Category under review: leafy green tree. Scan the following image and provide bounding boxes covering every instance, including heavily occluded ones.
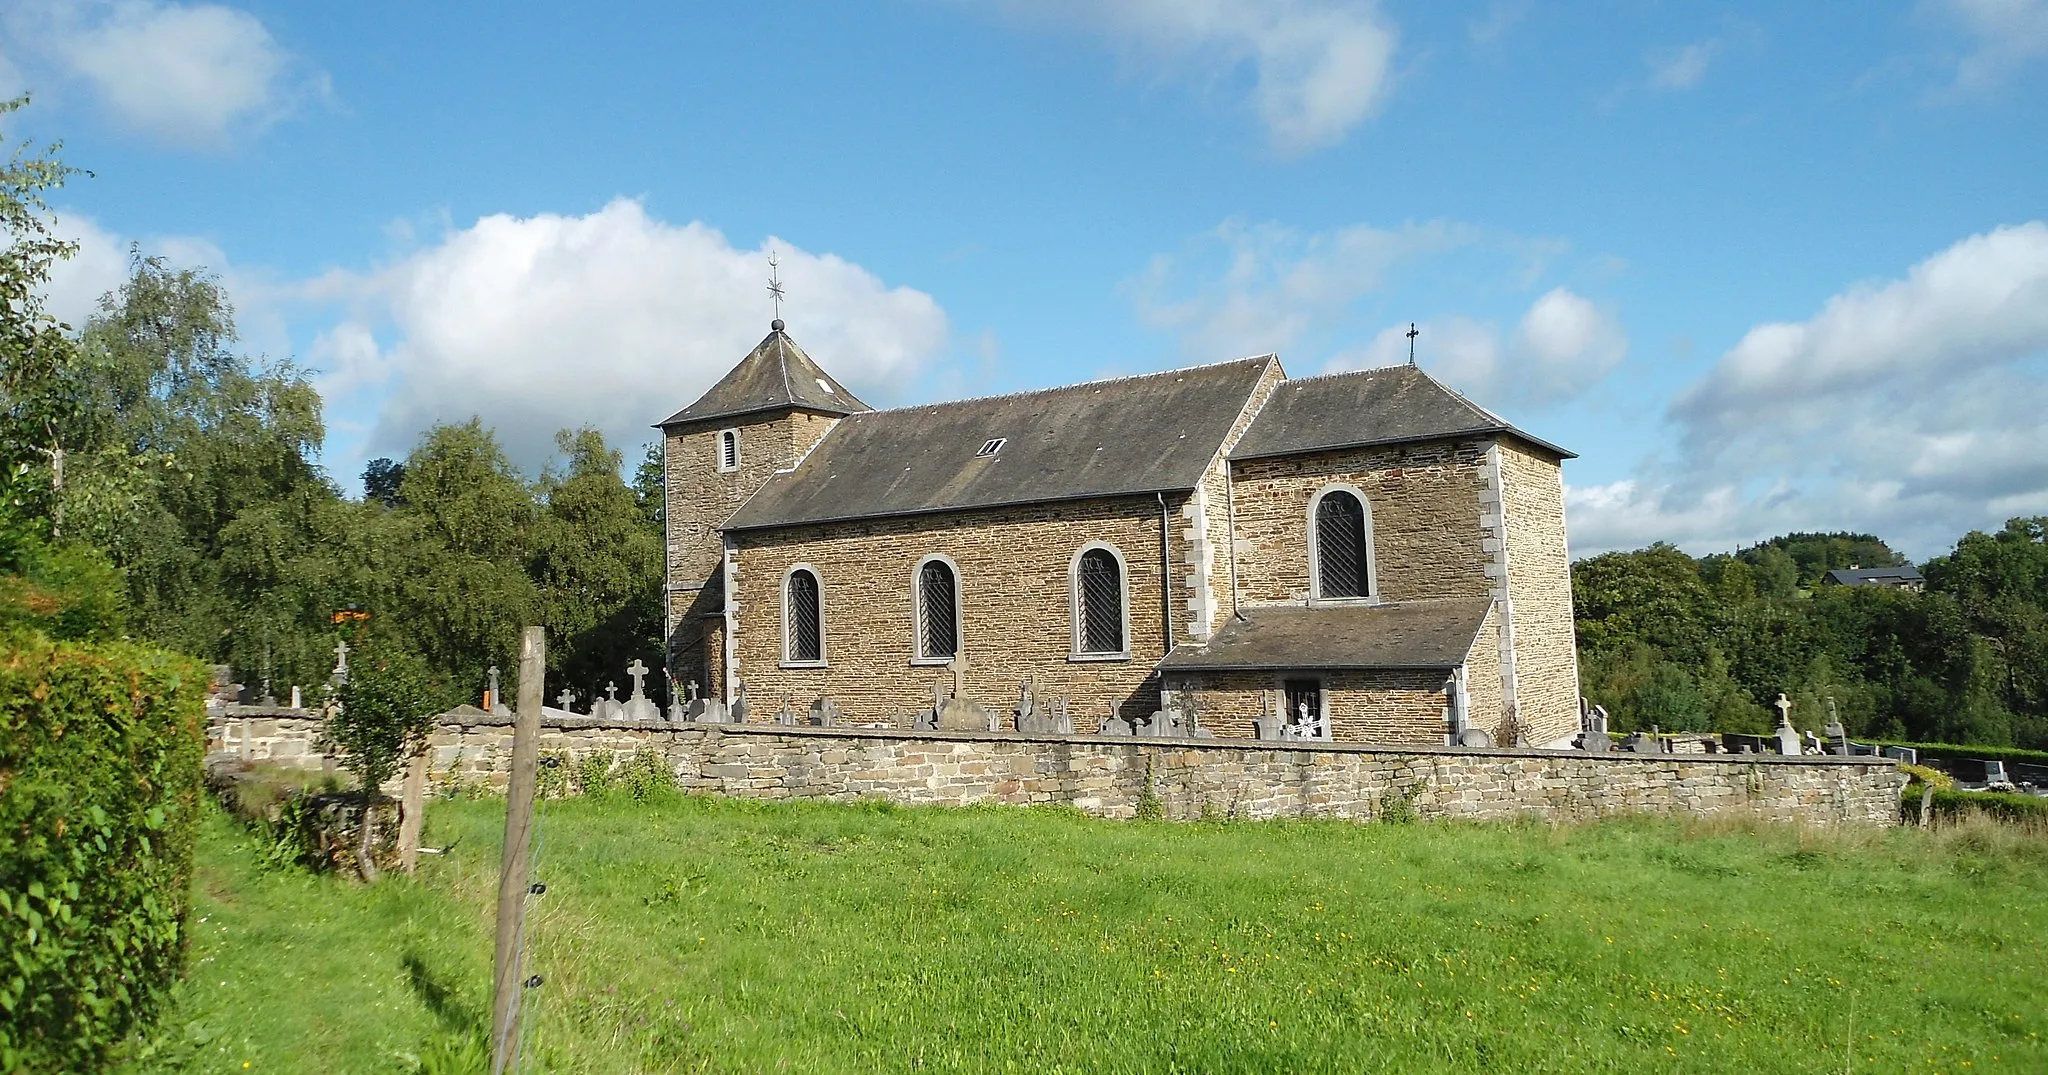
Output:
[329,644,451,880]
[0,95,89,554]
[533,428,663,703]
[394,419,539,687]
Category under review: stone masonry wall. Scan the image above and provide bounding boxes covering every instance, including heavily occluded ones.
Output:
[212,713,1907,827]
[1167,668,1451,743]
[1229,439,1494,606]
[729,494,1185,729]
[1198,356,1286,630]
[665,409,840,690]
[1497,440,1579,746]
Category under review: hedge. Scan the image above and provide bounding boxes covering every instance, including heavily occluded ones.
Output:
[1871,740,2048,767]
[1902,788,2048,825]
[0,631,206,1073]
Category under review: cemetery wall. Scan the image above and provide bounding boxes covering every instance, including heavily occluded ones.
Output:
[210,710,1908,826]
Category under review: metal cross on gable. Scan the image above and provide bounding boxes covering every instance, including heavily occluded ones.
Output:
[1406,322,1420,365]
[766,250,785,321]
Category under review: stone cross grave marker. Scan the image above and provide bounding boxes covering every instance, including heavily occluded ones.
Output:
[623,660,660,721]
[556,688,577,714]
[1773,694,1802,755]
[331,638,350,678]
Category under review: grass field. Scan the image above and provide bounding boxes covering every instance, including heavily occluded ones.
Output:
[122,794,2048,1074]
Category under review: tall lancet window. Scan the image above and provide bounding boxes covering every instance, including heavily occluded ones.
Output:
[1312,487,1374,600]
[1072,545,1127,657]
[915,556,960,661]
[784,566,823,665]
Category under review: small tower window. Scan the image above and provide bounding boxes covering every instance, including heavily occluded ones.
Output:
[717,429,739,473]
[915,556,960,661]
[977,438,1005,456]
[784,566,823,665]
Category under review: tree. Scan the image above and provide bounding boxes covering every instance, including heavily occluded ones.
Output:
[329,645,450,880]
[0,95,87,553]
[394,420,539,686]
[362,458,406,508]
[533,428,664,703]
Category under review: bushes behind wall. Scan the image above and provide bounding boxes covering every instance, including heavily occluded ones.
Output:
[0,630,207,1072]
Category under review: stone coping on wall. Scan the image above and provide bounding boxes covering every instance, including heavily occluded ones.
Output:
[423,710,1901,769]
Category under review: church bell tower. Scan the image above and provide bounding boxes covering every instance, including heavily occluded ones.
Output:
[653,319,869,696]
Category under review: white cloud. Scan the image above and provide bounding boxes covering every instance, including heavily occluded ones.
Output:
[2,0,317,146]
[957,0,1398,152]
[39,212,130,329]
[1646,38,1719,91]
[311,198,950,471]
[1131,218,1475,360]
[1930,0,2048,91]
[1323,287,1626,407]
[1574,222,2048,559]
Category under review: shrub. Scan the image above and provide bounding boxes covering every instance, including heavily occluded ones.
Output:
[1872,740,2048,767]
[616,750,676,801]
[0,630,206,1072]
[1927,789,2048,824]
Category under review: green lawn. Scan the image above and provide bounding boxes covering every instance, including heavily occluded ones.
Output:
[125,795,2048,1073]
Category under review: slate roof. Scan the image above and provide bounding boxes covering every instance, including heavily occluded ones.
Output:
[721,357,1276,532]
[1155,597,1494,672]
[655,325,871,428]
[1822,566,1925,586]
[1229,364,1573,462]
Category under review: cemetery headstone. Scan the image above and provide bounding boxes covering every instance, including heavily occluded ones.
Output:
[622,660,661,721]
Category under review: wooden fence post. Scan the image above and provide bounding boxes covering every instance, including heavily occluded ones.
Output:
[489,627,544,1074]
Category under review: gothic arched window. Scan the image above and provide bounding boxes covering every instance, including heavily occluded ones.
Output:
[1072,544,1127,656]
[1311,487,1374,600]
[915,556,960,660]
[784,566,823,665]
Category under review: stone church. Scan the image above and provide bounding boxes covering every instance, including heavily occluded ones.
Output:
[658,320,1580,747]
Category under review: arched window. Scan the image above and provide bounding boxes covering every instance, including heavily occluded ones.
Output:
[1071,544,1128,657]
[784,566,823,665]
[717,428,739,473]
[914,556,960,661]
[1311,487,1374,600]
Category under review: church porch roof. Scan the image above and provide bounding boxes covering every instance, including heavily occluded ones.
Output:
[1155,597,1495,673]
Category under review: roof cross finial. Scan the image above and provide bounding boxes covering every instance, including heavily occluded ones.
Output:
[1406,322,1419,366]
[766,250,786,327]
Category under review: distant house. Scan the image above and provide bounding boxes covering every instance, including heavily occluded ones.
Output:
[1821,566,1925,592]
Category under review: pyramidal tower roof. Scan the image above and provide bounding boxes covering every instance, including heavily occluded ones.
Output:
[656,321,872,428]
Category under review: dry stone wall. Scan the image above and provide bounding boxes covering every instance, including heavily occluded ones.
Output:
[211,712,1906,826]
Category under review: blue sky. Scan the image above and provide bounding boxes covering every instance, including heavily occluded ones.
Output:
[3,1,2044,559]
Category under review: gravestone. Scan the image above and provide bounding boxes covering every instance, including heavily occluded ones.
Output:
[556,688,579,716]
[1458,727,1495,748]
[808,697,840,727]
[1099,703,1134,736]
[731,682,751,724]
[1883,745,1918,765]
[1620,732,1660,753]
[1254,691,1286,741]
[329,640,350,687]
[775,697,797,726]
[596,682,623,721]
[488,666,510,718]
[622,660,661,721]
[934,659,994,731]
[1773,694,1801,755]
